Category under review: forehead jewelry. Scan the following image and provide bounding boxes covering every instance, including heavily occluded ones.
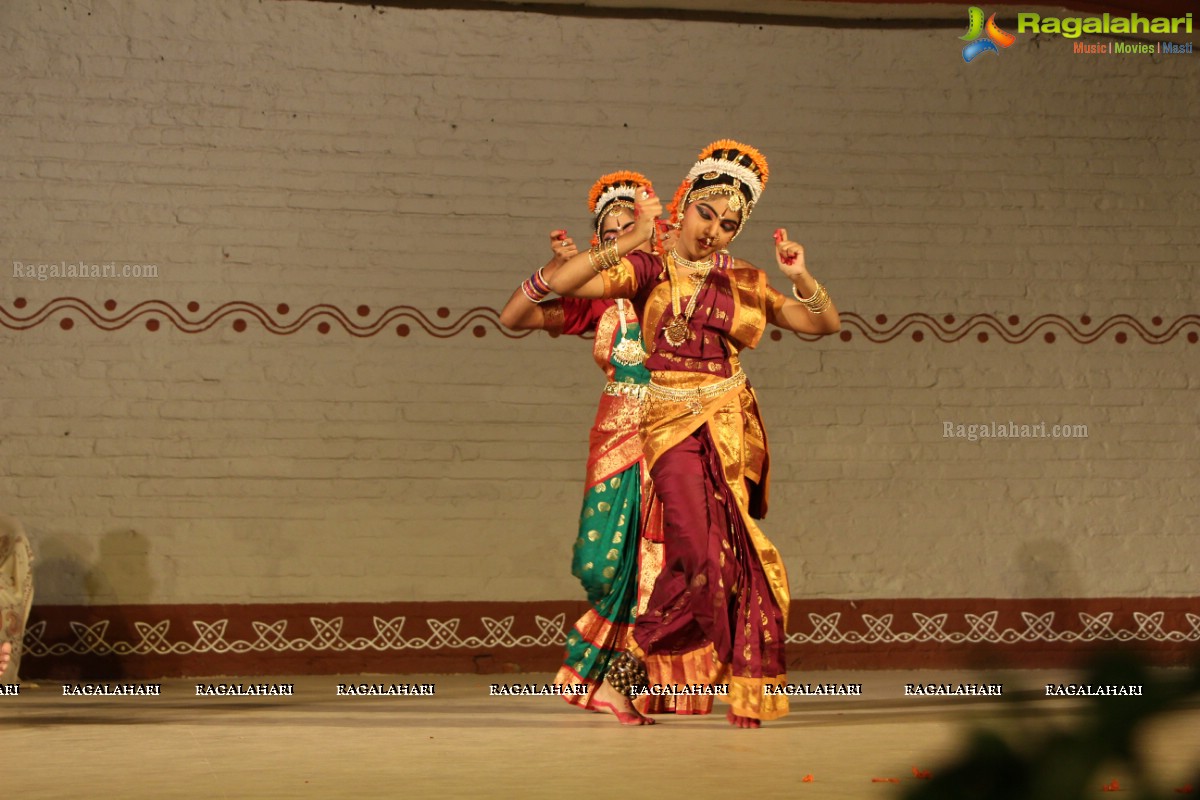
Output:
[595,198,635,238]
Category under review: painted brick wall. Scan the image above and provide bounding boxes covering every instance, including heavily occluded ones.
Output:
[1,0,1196,610]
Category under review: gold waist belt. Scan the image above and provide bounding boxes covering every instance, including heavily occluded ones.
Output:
[603,382,648,399]
[646,370,746,415]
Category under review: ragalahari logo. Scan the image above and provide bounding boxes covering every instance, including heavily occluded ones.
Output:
[961,7,1017,62]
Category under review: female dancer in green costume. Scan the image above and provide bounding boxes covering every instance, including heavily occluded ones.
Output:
[500,172,707,725]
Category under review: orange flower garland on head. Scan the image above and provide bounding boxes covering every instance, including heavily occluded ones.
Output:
[588,170,651,248]
[669,139,770,239]
[700,139,769,187]
[666,177,693,231]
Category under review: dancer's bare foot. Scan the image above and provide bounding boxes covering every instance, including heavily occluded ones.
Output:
[0,642,11,674]
[727,709,762,729]
[592,679,654,726]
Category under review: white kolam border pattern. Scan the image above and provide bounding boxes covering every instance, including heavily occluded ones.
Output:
[24,608,1200,658]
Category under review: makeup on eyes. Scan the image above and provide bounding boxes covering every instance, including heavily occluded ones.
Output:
[602,220,637,242]
[697,202,739,231]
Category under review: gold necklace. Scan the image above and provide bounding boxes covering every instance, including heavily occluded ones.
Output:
[669,248,714,271]
[610,299,647,366]
[663,252,713,348]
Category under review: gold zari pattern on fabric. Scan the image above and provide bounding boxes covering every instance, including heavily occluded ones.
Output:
[726,268,774,352]
[729,675,790,721]
[598,257,639,302]
[638,369,789,628]
[591,304,625,375]
[646,370,745,416]
[557,610,629,660]
[586,424,642,489]
[636,529,664,618]
[631,639,723,685]
[541,299,566,335]
[584,305,645,487]
[629,263,781,360]
[599,253,793,705]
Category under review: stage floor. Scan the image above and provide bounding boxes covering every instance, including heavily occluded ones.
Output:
[5,670,1198,799]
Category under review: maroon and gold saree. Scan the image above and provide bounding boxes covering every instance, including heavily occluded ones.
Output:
[599,250,793,721]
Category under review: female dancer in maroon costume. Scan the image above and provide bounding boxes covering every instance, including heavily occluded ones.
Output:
[539,140,841,727]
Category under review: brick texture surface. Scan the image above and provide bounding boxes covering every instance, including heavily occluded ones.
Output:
[1,1,1196,604]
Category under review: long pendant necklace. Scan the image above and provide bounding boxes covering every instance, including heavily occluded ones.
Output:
[610,299,647,366]
[664,249,714,348]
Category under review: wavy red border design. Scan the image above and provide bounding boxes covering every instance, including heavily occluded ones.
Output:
[0,297,516,339]
[1,298,1197,344]
[797,313,1200,345]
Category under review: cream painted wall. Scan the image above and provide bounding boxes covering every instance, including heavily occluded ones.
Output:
[1,0,1196,604]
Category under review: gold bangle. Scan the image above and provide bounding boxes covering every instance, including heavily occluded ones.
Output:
[605,238,619,269]
[793,282,831,314]
[807,287,831,314]
[591,240,620,272]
